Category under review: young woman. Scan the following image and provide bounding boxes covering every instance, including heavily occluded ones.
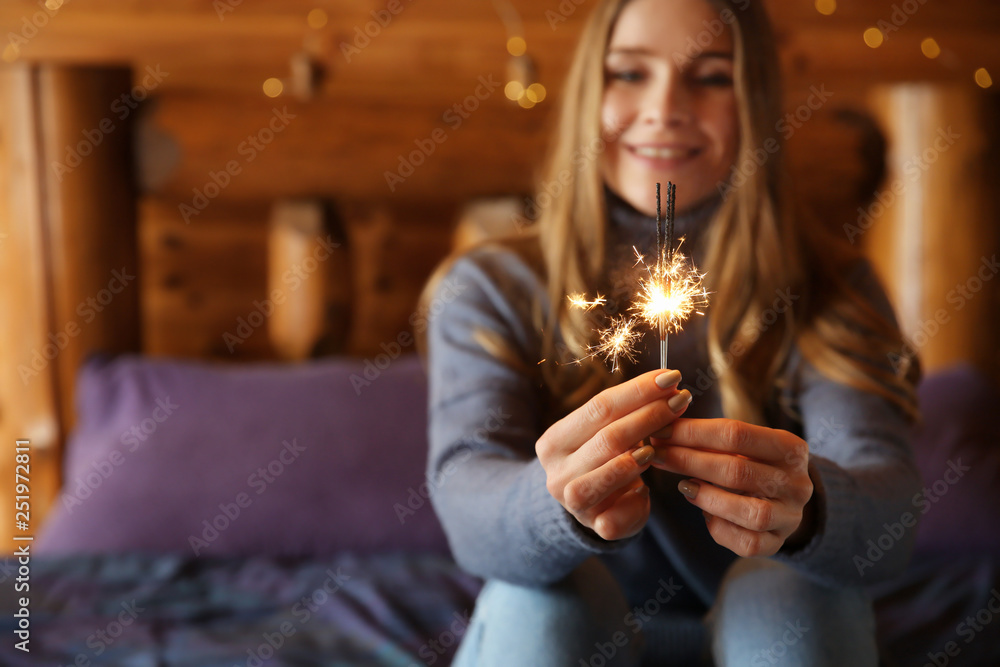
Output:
[423,0,921,664]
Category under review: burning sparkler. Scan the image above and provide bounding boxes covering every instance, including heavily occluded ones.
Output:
[569,182,709,372]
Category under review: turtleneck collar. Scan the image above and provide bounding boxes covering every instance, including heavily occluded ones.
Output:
[604,184,722,268]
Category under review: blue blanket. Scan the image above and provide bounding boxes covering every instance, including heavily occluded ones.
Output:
[0,552,481,666]
[2,551,997,665]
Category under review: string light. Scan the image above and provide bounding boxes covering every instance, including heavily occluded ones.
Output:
[307,8,328,29]
[506,36,526,57]
[263,78,284,98]
[975,68,993,89]
[920,38,941,59]
[493,0,543,109]
[863,28,884,49]
[526,83,547,103]
[505,81,524,101]
[814,0,836,16]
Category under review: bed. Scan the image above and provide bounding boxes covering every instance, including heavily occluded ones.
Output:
[1,353,483,666]
[1,348,998,665]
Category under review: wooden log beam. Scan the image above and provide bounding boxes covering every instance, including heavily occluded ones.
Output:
[268,199,340,361]
[865,84,1000,376]
[1,1,997,98]
[0,65,63,549]
[0,65,141,547]
[136,91,550,202]
[37,66,141,433]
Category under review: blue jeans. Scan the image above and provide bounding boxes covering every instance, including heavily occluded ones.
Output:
[451,557,878,667]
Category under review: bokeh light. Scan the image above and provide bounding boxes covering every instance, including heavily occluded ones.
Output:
[975,68,993,89]
[504,81,524,101]
[263,78,284,98]
[815,0,836,16]
[920,38,941,59]
[526,83,546,103]
[863,28,884,49]
[506,37,526,57]
[307,9,328,29]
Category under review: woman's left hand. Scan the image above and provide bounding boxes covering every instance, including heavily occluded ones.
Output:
[651,418,815,557]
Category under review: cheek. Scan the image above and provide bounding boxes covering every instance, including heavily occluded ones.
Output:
[702,97,739,164]
[601,90,633,141]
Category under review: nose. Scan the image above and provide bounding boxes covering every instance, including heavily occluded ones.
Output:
[640,71,693,128]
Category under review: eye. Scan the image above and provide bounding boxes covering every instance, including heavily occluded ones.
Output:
[607,69,645,83]
[695,73,733,87]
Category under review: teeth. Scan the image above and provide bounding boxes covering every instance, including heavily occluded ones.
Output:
[634,146,689,159]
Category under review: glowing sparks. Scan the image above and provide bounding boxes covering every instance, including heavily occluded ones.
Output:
[632,246,709,336]
[567,182,710,373]
[579,316,643,373]
[568,293,607,311]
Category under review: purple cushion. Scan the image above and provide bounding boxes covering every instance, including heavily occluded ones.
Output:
[37,353,449,558]
[911,364,1000,557]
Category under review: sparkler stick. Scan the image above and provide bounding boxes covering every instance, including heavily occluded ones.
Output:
[656,184,665,369]
[658,183,676,369]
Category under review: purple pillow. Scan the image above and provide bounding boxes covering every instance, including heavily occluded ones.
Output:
[37,353,449,558]
[911,364,1000,557]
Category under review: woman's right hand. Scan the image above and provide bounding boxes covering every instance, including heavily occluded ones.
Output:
[536,369,691,541]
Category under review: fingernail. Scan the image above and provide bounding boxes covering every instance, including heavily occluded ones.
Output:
[678,479,700,500]
[668,390,692,413]
[635,484,650,496]
[655,370,682,389]
[631,444,655,466]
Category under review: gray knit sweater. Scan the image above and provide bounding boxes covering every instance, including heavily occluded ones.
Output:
[426,188,921,606]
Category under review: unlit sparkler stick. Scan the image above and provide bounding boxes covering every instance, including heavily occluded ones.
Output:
[656,184,664,369]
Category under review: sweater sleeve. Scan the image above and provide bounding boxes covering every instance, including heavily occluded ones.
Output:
[772,260,922,586]
[425,249,635,586]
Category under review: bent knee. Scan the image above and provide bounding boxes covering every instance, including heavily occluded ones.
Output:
[464,558,642,667]
[712,558,877,667]
[478,557,630,624]
[718,557,870,616]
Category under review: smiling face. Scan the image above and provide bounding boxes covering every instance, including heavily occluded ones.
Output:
[600,0,740,216]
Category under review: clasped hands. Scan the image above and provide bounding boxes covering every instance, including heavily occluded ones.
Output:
[536,368,815,557]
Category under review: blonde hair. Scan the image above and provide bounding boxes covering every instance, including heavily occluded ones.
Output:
[421,0,919,423]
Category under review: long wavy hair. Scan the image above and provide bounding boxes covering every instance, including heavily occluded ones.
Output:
[420,0,919,424]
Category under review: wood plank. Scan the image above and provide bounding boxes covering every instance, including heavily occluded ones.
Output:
[139,197,273,359]
[135,80,880,204]
[342,199,456,358]
[136,91,551,201]
[140,195,456,361]
[2,1,998,98]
